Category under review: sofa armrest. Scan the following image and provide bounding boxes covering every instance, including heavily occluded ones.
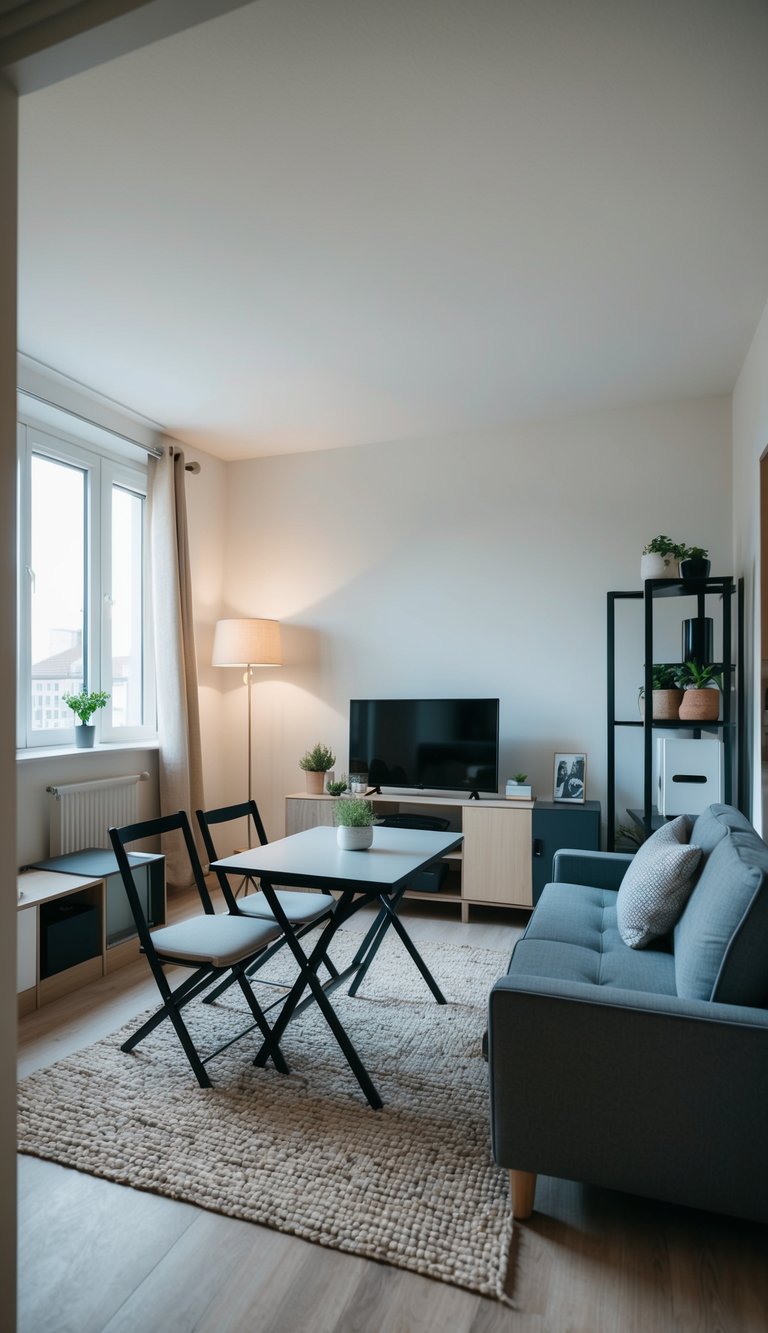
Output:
[552,848,632,892]
[488,974,768,1222]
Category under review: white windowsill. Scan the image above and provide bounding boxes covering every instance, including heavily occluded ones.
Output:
[17,739,160,762]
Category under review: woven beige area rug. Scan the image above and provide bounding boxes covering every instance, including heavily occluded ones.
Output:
[18,930,512,1301]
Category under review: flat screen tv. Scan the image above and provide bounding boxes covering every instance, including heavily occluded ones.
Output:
[349,698,500,797]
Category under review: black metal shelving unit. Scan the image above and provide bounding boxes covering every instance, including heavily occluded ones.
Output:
[606,576,745,850]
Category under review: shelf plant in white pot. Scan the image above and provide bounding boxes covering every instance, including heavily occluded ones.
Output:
[640,535,681,580]
[63,689,110,747]
[505,772,533,800]
[299,742,336,794]
[334,796,378,850]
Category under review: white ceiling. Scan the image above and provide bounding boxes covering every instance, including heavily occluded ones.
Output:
[17,0,768,461]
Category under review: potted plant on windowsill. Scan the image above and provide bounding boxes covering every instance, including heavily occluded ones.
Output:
[63,690,110,748]
[638,665,684,721]
[334,796,379,850]
[299,742,336,795]
[678,661,722,722]
[640,535,682,580]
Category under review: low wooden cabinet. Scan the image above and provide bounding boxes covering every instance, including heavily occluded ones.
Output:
[287,791,528,920]
[286,793,600,921]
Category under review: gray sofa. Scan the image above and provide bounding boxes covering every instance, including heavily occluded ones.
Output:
[488,803,768,1224]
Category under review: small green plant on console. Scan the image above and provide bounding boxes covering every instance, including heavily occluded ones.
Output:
[326,775,348,796]
[512,772,528,784]
[299,742,336,773]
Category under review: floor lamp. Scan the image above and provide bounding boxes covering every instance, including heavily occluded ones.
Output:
[212,618,283,803]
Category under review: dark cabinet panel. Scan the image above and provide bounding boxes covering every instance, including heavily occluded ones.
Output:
[531,801,601,905]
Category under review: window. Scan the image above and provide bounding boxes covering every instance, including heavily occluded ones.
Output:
[17,424,155,747]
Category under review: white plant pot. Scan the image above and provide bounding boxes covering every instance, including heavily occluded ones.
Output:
[336,825,373,851]
[640,552,679,580]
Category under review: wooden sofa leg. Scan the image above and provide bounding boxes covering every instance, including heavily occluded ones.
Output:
[510,1169,537,1219]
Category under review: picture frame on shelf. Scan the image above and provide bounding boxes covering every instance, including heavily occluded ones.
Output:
[554,752,587,803]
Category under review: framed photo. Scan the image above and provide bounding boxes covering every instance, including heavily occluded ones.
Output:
[554,752,586,803]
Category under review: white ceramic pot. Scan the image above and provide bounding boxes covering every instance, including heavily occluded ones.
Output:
[336,825,373,851]
[640,552,679,580]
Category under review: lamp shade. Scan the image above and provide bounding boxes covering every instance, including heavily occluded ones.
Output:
[212,618,282,667]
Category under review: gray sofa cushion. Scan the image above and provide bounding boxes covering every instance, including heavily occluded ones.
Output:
[511,883,677,996]
[675,825,768,1006]
[690,803,755,857]
[615,816,701,948]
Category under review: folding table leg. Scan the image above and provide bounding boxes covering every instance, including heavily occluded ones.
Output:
[346,887,407,998]
[372,894,447,1004]
[253,889,384,1109]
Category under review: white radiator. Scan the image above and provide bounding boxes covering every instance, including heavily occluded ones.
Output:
[46,773,150,855]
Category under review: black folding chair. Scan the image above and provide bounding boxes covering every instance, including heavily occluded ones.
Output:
[196,800,338,1005]
[346,812,451,998]
[109,810,290,1087]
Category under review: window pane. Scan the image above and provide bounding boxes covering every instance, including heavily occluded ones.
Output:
[30,454,86,730]
[111,484,144,727]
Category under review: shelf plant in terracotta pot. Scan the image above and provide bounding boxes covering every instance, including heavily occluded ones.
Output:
[638,665,684,721]
[678,545,711,580]
[299,742,336,794]
[63,689,110,748]
[333,796,378,850]
[678,661,722,722]
[640,535,681,580]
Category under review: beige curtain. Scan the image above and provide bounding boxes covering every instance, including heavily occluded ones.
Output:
[148,443,205,888]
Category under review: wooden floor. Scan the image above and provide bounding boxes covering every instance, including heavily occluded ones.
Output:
[17,898,768,1333]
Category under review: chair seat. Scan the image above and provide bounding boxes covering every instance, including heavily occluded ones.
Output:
[149,913,282,968]
[238,889,335,924]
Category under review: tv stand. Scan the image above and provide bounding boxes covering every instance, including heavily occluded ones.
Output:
[285,792,600,922]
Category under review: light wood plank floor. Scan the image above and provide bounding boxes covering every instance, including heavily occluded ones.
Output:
[17,898,768,1333]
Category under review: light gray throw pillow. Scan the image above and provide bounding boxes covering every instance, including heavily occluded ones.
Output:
[617,816,701,949]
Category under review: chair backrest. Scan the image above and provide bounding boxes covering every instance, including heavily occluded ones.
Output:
[196,800,269,909]
[109,811,214,958]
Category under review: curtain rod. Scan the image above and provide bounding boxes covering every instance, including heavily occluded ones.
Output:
[18,388,202,472]
[19,387,166,459]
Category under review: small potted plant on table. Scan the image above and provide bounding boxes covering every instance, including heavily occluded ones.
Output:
[64,689,110,747]
[334,796,378,850]
[299,742,336,794]
[506,772,533,800]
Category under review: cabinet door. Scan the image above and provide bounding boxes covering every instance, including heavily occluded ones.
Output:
[286,796,334,835]
[462,806,532,907]
[531,804,601,904]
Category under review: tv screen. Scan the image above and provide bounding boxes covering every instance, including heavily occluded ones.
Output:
[349,698,499,796]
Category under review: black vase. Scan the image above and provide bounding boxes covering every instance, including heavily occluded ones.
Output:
[679,557,711,580]
[682,616,713,666]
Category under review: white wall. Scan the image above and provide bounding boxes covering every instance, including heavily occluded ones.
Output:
[195,397,732,847]
[733,293,768,828]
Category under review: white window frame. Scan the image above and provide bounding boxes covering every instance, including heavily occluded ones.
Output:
[17,421,156,748]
